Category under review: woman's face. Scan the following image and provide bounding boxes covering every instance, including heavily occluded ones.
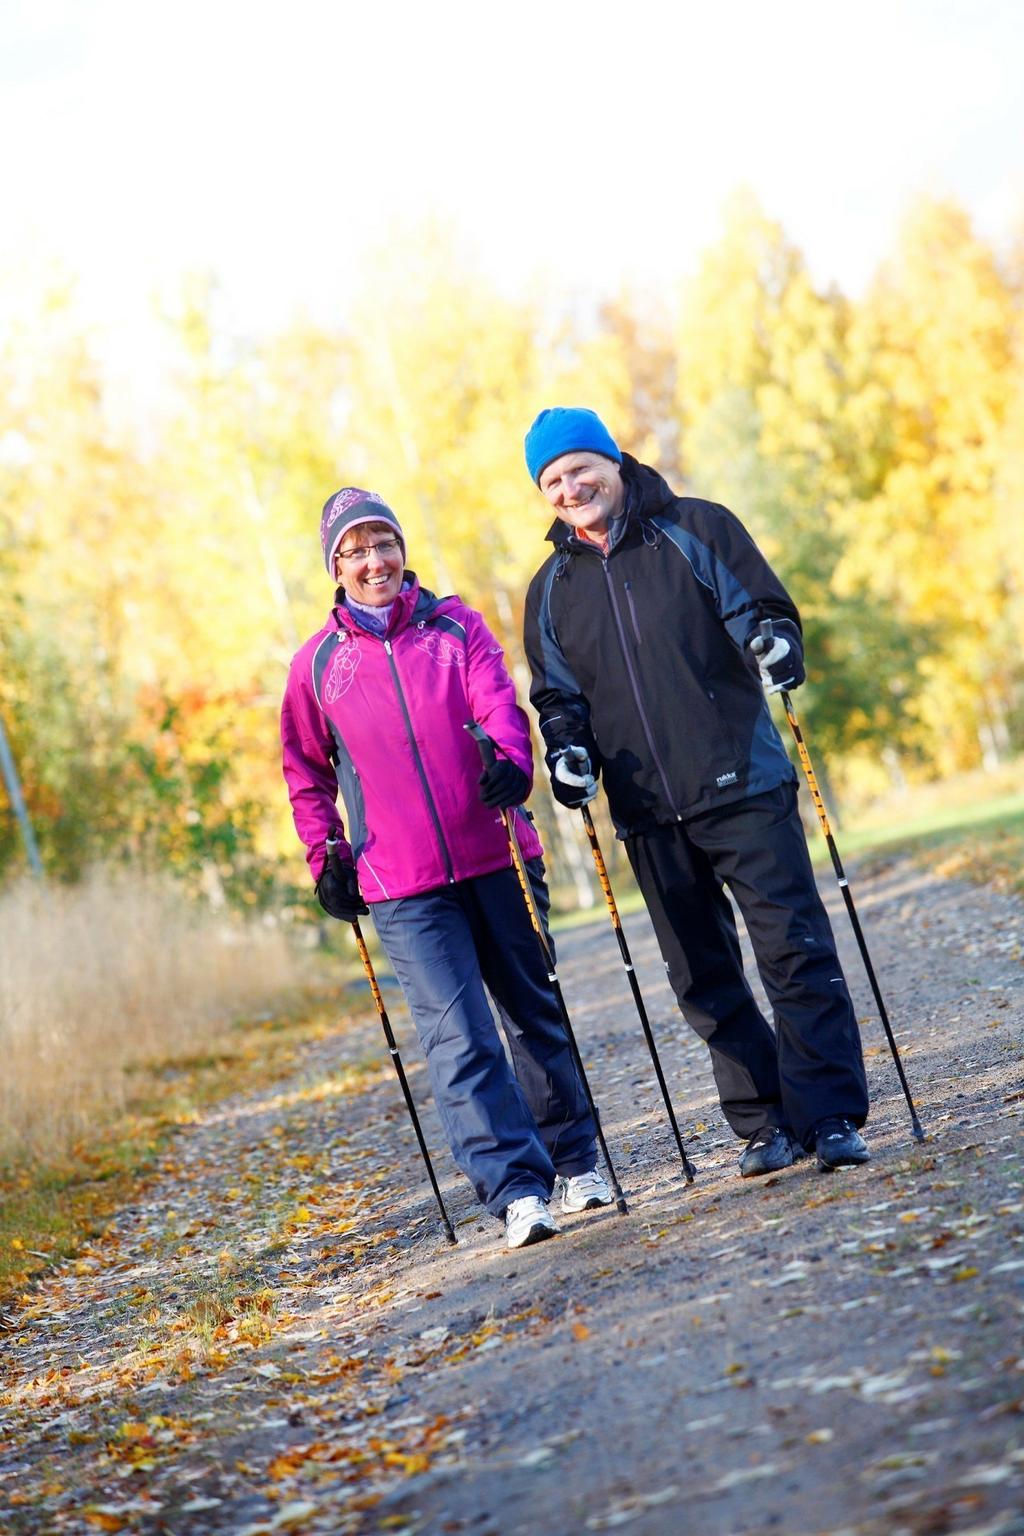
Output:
[334,522,405,607]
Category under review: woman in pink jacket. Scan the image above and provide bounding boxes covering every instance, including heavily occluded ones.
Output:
[281,487,611,1248]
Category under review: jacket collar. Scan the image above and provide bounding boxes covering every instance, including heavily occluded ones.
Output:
[331,574,452,637]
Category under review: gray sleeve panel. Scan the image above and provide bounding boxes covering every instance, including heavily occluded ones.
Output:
[536,563,588,716]
[744,693,800,789]
[311,633,338,713]
[526,562,596,760]
[311,635,368,857]
[327,722,368,859]
[651,516,760,650]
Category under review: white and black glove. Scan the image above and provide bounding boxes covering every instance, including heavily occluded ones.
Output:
[550,746,599,809]
[749,625,805,694]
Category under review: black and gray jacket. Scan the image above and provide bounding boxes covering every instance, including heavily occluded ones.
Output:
[524,454,799,837]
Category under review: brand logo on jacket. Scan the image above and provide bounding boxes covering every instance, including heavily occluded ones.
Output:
[414,630,465,668]
[325,641,361,702]
[716,771,738,788]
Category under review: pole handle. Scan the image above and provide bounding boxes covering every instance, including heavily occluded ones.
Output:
[325,831,344,876]
[465,720,497,770]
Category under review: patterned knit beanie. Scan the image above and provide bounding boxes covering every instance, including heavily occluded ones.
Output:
[320,488,405,576]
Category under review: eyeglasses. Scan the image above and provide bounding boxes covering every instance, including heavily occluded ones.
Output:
[335,538,402,565]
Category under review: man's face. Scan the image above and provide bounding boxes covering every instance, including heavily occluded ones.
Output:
[538,452,625,535]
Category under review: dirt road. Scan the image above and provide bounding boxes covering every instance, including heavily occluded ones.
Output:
[2,855,1022,1536]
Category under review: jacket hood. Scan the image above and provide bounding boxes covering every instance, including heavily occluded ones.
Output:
[544,453,676,547]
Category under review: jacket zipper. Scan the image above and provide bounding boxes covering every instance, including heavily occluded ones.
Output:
[624,581,643,645]
[383,637,456,883]
[601,561,683,821]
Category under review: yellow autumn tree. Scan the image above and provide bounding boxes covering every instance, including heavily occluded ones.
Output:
[0,284,159,871]
[336,225,543,608]
[837,198,1017,774]
[674,191,923,800]
[145,277,353,893]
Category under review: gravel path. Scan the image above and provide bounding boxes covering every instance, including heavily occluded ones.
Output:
[2,855,1022,1536]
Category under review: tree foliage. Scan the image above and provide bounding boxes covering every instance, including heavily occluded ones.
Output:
[2,195,1021,894]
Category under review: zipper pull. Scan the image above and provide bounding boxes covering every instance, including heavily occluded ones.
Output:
[384,639,393,655]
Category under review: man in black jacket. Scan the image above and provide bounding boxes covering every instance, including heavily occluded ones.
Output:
[523,406,870,1177]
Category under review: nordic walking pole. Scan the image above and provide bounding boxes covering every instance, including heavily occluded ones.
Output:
[464,724,629,1215]
[757,621,926,1143]
[580,806,697,1183]
[327,838,458,1244]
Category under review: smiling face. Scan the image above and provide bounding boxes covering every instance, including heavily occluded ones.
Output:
[538,451,625,535]
[334,520,406,607]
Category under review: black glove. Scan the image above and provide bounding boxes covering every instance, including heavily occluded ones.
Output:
[316,859,369,922]
[749,623,805,694]
[548,745,599,809]
[478,758,530,809]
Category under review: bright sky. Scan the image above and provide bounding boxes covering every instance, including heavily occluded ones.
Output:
[2,0,1022,371]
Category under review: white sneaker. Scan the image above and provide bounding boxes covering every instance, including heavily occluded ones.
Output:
[504,1195,558,1249]
[557,1168,614,1214]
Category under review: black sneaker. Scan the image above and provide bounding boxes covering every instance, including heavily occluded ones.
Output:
[814,1117,870,1172]
[739,1125,800,1178]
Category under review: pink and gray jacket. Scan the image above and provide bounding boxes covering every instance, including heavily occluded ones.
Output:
[281,577,542,901]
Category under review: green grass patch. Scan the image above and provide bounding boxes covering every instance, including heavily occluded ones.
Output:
[814,791,1024,898]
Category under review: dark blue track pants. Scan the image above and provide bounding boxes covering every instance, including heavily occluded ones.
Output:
[626,784,869,1147]
[371,861,597,1217]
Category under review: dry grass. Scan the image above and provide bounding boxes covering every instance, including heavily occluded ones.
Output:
[0,868,311,1162]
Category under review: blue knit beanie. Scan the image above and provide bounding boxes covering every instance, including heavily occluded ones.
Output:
[524,407,622,485]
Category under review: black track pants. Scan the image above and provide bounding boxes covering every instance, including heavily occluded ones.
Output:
[625,784,869,1146]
